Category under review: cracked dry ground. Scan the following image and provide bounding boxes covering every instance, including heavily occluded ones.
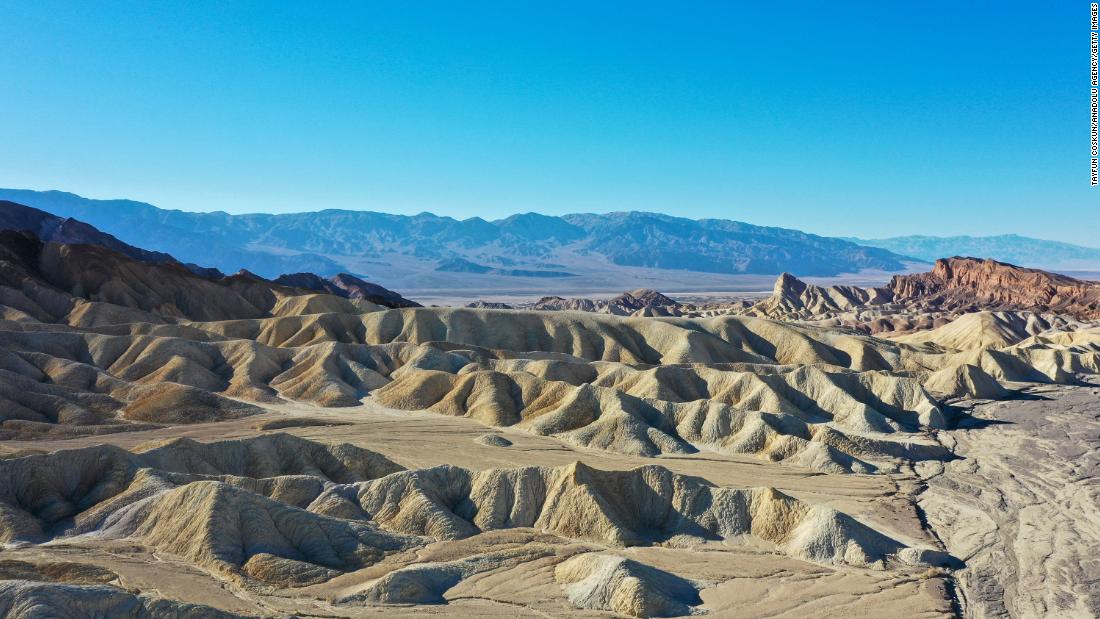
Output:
[920,382,1100,618]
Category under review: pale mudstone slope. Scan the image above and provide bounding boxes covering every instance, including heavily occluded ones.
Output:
[0,434,954,616]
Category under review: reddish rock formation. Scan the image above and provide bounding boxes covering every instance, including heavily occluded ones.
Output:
[887,257,1100,319]
[747,257,1100,332]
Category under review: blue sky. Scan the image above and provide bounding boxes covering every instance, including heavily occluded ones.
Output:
[0,2,1090,243]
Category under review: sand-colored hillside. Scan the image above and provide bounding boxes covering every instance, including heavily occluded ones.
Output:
[0,430,954,616]
[2,229,1099,616]
[3,301,1098,465]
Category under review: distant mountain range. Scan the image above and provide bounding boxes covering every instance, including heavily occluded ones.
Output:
[0,199,177,267]
[851,235,1100,271]
[0,189,348,278]
[0,190,914,284]
[0,199,419,309]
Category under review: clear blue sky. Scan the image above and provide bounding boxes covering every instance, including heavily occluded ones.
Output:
[0,2,1090,242]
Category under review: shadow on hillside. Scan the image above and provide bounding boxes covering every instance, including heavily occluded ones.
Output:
[944,388,1059,430]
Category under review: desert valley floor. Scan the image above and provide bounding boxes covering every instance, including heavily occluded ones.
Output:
[1,201,1100,617]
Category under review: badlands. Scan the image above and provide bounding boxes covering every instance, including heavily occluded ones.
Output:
[0,201,1099,617]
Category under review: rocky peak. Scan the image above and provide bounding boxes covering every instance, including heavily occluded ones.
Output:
[328,273,421,308]
[772,272,808,298]
[888,257,1097,315]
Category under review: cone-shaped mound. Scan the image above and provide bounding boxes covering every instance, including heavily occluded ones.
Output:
[555,553,704,617]
[93,480,411,585]
[924,364,1011,399]
[133,433,404,483]
[120,383,262,423]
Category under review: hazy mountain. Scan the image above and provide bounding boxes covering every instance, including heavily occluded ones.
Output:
[562,211,912,274]
[0,199,419,309]
[0,199,176,266]
[0,189,346,278]
[852,234,1100,271]
[0,189,914,282]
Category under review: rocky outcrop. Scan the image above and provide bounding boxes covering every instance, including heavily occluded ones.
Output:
[465,300,514,309]
[328,273,418,307]
[746,258,1100,334]
[887,257,1100,319]
[757,272,891,318]
[531,288,684,316]
[276,272,420,308]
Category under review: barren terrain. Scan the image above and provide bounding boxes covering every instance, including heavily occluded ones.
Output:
[0,400,960,617]
[1,204,1099,617]
[921,383,1100,618]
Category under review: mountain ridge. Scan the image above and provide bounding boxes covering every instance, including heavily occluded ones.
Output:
[0,200,419,315]
[0,189,916,282]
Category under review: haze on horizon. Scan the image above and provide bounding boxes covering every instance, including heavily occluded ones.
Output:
[0,2,1088,244]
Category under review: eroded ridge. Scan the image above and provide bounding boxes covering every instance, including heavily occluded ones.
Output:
[0,434,950,615]
[5,305,1100,475]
